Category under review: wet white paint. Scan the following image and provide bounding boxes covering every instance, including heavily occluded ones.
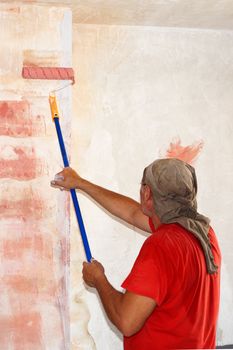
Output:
[72,23,233,349]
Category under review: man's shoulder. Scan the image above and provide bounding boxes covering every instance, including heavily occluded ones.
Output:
[147,223,194,250]
[150,223,186,239]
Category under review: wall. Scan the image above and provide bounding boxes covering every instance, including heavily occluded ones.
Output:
[72,24,233,349]
[0,3,72,349]
[0,3,232,348]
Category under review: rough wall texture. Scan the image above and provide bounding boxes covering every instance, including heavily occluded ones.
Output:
[0,4,71,349]
[1,3,233,348]
[72,24,233,349]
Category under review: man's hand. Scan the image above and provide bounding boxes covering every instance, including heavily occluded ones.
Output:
[50,167,83,191]
[82,259,156,336]
[82,259,105,288]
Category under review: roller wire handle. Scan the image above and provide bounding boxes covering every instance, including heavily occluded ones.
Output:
[49,93,92,262]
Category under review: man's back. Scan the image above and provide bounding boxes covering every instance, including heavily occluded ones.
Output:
[122,223,221,349]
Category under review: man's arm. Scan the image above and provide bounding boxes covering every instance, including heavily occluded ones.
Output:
[51,167,151,232]
[82,260,156,336]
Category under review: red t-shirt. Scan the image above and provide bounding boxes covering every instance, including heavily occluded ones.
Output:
[121,219,221,350]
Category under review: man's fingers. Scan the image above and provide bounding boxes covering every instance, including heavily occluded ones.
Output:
[51,172,65,185]
[53,173,65,185]
[50,181,68,191]
[50,181,63,188]
[50,172,65,187]
[54,174,64,181]
[82,260,96,269]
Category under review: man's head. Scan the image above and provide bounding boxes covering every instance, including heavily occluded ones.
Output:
[141,158,198,223]
[141,158,218,274]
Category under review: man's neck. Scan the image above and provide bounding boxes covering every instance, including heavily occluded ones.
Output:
[151,213,161,230]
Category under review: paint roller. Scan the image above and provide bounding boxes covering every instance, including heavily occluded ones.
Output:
[22,66,93,262]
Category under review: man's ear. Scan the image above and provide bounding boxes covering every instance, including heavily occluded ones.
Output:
[144,185,154,210]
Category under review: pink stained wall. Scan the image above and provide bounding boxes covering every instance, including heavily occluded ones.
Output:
[164,138,204,164]
[0,4,71,349]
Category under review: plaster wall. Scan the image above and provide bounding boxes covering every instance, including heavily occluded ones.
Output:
[0,4,72,349]
[71,24,233,349]
[1,3,233,348]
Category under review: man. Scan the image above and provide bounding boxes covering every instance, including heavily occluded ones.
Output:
[51,158,221,349]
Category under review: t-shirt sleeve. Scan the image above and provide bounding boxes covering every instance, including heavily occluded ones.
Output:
[121,237,169,306]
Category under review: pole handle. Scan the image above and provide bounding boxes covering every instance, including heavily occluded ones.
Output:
[50,94,92,262]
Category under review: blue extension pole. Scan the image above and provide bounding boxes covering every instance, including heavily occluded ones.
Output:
[54,116,92,262]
